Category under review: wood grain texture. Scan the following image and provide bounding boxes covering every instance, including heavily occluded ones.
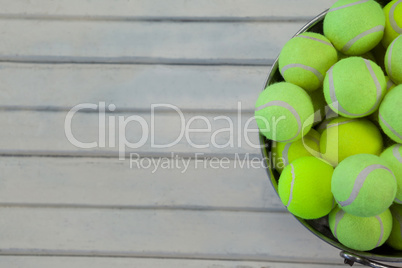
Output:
[0,20,304,64]
[0,256,347,268]
[0,207,341,264]
[0,0,336,20]
[0,63,268,111]
[0,0,349,266]
[0,110,260,156]
[0,156,281,211]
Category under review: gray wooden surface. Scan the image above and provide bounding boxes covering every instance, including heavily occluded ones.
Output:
[0,0,356,267]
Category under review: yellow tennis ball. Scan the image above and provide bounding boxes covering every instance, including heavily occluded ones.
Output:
[255,82,314,142]
[323,57,386,118]
[324,0,385,55]
[278,32,338,92]
[379,84,402,143]
[278,156,334,219]
[380,144,402,204]
[385,35,402,84]
[387,203,402,250]
[332,154,397,217]
[273,129,320,173]
[329,206,392,251]
[382,0,402,48]
[320,117,383,166]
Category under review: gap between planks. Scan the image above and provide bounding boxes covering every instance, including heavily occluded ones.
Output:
[0,155,279,210]
[0,203,283,213]
[0,250,344,266]
[0,0,337,21]
[0,14,313,23]
[0,255,348,268]
[0,56,274,66]
[0,20,305,63]
[0,63,270,111]
[0,249,343,266]
[0,207,342,264]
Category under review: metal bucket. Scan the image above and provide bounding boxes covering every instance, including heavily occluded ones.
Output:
[260,1,401,266]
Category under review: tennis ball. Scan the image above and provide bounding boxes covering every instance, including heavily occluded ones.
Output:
[379,85,402,143]
[320,117,383,166]
[382,0,402,48]
[380,144,402,204]
[323,57,387,118]
[308,88,327,126]
[278,156,334,219]
[385,35,402,84]
[329,206,392,251]
[278,32,338,92]
[324,0,385,55]
[273,129,321,173]
[332,154,397,217]
[255,82,314,142]
[387,204,402,250]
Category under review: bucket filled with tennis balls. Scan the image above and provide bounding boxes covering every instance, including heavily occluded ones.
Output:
[258,0,402,264]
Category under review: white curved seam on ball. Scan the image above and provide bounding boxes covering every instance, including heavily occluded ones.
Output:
[393,144,402,164]
[395,198,402,204]
[341,25,385,53]
[296,35,334,47]
[328,0,370,12]
[337,164,394,207]
[281,64,324,83]
[287,164,296,207]
[387,36,398,78]
[255,100,302,142]
[379,113,402,140]
[326,119,358,129]
[387,78,395,90]
[375,215,384,248]
[282,143,292,166]
[364,59,383,115]
[390,0,402,34]
[333,209,345,239]
[328,66,354,116]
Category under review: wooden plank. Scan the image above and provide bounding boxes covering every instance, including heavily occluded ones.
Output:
[0,111,260,156]
[0,156,281,211]
[0,207,341,264]
[0,0,336,20]
[0,20,305,64]
[0,256,347,268]
[0,63,267,111]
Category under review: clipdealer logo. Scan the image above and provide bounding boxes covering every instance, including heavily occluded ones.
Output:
[64,102,325,171]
